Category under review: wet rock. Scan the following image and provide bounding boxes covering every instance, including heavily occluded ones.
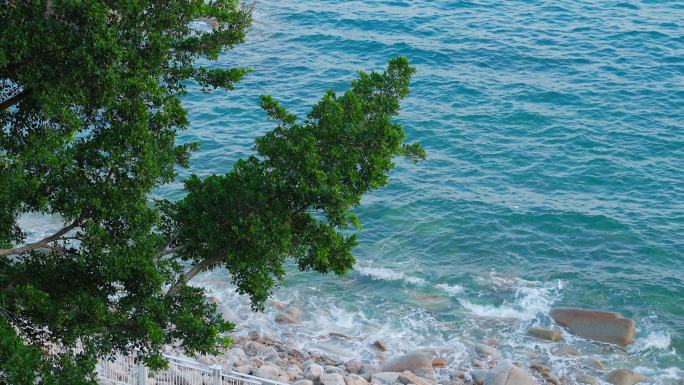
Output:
[604,369,644,385]
[346,360,363,373]
[484,338,502,346]
[549,308,636,347]
[302,360,315,370]
[271,301,288,310]
[329,332,351,340]
[216,305,241,324]
[451,372,466,380]
[398,371,431,385]
[473,360,485,368]
[576,374,599,385]
[530,365,550,373]
[345,373,370,385]
[364,326,380,333]
[526,328,562,342]
[205,296,220,304]
[542,372,560,385]
[372,372,401,385]
[231,347,247,357]
[483,362,536,385]
[380,352,434,376]
[276,312,301,324]
[304,363,325,381]
[287,339,301,351]
[256,365,280,380]
[320,373,346,385]
[583,358,606,372]
[374,341,389,351]
[553,345,581,357]
[432,358,447,367]
[285,307,303,318]
[474,343,500,357]
[472,369,489,385]
[263,335,278,344]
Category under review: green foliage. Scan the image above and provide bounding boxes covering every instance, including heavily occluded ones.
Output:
[0,0,423,383]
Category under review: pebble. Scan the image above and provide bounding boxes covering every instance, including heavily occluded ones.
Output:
[374,340,388,351]
[432,358,447,367]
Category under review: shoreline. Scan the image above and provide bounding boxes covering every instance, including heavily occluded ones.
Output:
[96,295,679,385]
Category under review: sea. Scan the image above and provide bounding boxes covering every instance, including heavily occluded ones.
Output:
[21,0,684,382]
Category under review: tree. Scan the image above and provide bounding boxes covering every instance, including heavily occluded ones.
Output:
[0,0,424,383]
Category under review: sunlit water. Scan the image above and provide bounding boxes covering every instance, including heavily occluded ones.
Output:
[20,0,684,382]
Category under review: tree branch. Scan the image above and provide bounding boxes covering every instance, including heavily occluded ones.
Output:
[0,88,34,112]
[155,244,187,259]
[166,248,226,297]
[0,213,86,256]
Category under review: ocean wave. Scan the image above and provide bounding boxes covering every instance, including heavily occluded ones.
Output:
[355,265,425,285]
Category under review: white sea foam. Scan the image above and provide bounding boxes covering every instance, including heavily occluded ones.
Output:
[627,329,672,353]
[460,276,562,320]
[355,266,424,285]
[436,283,465,296]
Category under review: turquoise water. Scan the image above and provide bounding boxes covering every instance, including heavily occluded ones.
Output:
[169,0,684,379]
[23,0,683,380]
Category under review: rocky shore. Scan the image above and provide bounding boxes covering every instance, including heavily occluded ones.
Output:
[98,301,678,385]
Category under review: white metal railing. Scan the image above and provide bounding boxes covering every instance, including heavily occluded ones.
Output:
[96,350,290,385]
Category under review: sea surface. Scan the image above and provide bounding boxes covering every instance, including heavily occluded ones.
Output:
[22,0,684,381]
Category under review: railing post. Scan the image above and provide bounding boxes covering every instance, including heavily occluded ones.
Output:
[212,364,222,385]
[137,361,148,385]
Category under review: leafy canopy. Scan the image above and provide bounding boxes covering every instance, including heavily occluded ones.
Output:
[0,0,424,383]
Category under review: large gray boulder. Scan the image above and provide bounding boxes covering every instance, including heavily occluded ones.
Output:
[303,363,325,381]
[320,373,346,385]
[216,304,242,324]
[380,352,434,376]
[549,308,636,346]
[604,369,644,385]
[471,370,489,385]
[483,362,536,385]
[255,365,281,381]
